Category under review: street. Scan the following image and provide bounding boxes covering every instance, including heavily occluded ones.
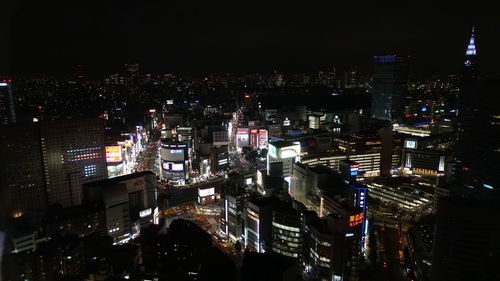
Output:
[372,226,407,281]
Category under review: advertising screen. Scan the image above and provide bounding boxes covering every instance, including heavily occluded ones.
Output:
[279,144,300,159]
[162,161,184,172]
[167,100,174,105]
[160,147,186,162]
[162,161,169,171]
[171,163,184,171]
[105,146,123,163]
[268,144,277,157]
[236,128,249,147]
[199,187,215,197]
[405,140,417,149]
[258,129,268,149]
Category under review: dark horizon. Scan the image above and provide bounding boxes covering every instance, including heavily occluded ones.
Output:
[1,1,500,78]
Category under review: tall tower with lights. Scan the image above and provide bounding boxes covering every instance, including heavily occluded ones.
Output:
[453,26,500,197]
[462,26,478,82]
[432,27,500,280]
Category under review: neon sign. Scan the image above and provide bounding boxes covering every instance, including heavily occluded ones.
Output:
[349,213,363,227]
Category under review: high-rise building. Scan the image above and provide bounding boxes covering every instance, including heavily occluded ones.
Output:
[453,27,500,199]
[244,197,275,253]
[40,118,108,208]
[431,198,500,281]
[220,193,245,242]
[371,55,409,121]
[0,123,46,218]
[303,209,363,281]
[0,118,107,217]
[271,202,303,260]
[0,81,16,124]
[432,27,500,281]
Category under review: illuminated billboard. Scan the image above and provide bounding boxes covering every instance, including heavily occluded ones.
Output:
[279,144,301,159]
[350,164,359,176]
[268,144,278,157]
[199,187,215,197]
[105,146,123,163]
[405,139,417,149]
[160,146,186,162]
[162,161,184,172]
[258,129,268,149]
[348,213,363,227]
[171,163,184,171]
[236,128,249,147]
[167,100,174,105]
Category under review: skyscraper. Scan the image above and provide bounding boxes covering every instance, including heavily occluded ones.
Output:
[0,123,46,218]
[453,27,500,199]
[40,118,108,208]
[431,198,500,281]
[432,27,500,281]
[0,118,107,218]
[0,81,16,124]
[371,55,409,121]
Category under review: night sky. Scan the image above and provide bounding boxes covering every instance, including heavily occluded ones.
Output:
[1,0,499,77]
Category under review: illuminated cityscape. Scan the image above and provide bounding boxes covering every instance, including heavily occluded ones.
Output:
[1,2,500,281]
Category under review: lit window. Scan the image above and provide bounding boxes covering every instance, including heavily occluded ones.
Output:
[84,165,97,177]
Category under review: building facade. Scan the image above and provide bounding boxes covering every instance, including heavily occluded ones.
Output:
[371,55,409,121]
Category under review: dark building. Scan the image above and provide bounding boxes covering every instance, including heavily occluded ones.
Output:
[31,235,85,281]
[0,123,46,218]
[371,55,409,121]
[210,146,229,175]
[161,219,235,281]
[431,198,500,281]
[240,251,298,281]
[303,209,364,281]
[453,27,500,199]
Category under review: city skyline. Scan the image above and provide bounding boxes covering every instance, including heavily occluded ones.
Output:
[2,1,500,77]
[1,4,500,281]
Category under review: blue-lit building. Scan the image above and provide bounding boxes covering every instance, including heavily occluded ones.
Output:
[0,81,16,124]
[371,55,409,121]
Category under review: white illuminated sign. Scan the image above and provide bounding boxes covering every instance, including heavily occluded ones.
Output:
[279,144,301,159]
[140,208,152,218]
[405,140,417,149]
[199,187,215,197]
[171,163,184,171]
